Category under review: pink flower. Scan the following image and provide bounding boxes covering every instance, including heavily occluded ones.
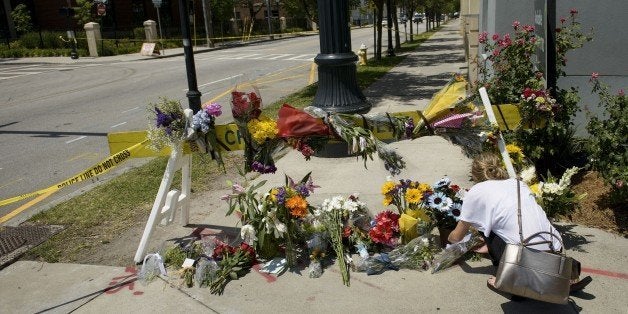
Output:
[590,72,599,81]
[530,37,537,44]
[555,27,561,33]
[204,102,222,117]
[570,8,578,16]
[619,89,625,96]
[560,17,566,24]
[512,21,520,30]
[516,38,525,45]
[478,31,488,44]
[616,180,624,188]
[523,25,535,33]
[492,34,500,41]
[492,48,501,57]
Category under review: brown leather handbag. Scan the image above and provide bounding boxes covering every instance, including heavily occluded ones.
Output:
[494,179,573,304]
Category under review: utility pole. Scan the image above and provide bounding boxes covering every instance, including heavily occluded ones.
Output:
[386,0,395,57]
[265,0,274,39]
[201,0,214,47]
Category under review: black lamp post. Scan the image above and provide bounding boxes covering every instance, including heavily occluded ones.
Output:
[312,0,370,114]
[386,0,395,57]
[179,0,202,113]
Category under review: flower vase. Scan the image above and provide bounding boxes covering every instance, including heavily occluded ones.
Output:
[438,226,454,248]
[284,232,297,269]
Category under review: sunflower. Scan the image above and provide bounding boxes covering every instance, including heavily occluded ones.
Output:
[381,181,396,195]
[382,195,393,206]
[405,188,423,204]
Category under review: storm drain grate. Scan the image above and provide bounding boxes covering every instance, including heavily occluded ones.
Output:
[0,225,65,269]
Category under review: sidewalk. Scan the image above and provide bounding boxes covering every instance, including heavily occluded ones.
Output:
[1,21,627,313]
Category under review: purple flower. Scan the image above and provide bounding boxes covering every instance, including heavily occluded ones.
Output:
[205,103,222,117]
[404,119,415,138]
[155,107,174,128]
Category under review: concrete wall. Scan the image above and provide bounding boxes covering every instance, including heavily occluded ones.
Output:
[476,0,627,136]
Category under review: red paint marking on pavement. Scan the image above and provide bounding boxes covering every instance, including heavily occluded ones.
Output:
[582,267,628,280]
[252,263,277,283]
[105,266,143,295]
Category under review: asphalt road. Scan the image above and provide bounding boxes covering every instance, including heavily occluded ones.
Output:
[0,25,421,224]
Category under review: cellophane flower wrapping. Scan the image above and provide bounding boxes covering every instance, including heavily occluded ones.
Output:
[138,252,167,285]
[230,79,263,172]
[189,102,224,167]
[147,97,187,151]
[431,231,484,274]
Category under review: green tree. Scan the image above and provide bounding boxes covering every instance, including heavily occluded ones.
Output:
[75,0,95,26]
[10,4,33,35]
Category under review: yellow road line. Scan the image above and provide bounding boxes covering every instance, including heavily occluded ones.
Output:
[0,190,54,224]
[309,63,317,84]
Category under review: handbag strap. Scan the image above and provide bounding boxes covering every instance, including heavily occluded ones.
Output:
[516,177,524,243]
[516,178,563,254]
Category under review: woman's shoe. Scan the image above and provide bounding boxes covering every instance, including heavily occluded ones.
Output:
[570,276,592,293]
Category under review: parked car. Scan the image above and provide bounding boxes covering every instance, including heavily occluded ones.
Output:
[413,13,424,23]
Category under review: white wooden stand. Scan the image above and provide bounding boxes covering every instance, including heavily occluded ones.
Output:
[479,87,517,178]
[134,145,191,263]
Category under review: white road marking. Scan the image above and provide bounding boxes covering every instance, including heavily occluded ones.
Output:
[110,122,127,128]
[122,106,140,113]
[0,73,41,80]
[197,74,242,89]
[65,136,87,144]
[286,54,316,61]
[267,54,292,60]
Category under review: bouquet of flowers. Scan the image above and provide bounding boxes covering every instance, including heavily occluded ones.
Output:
[380,178,433,242]
[530,166,584,219]
[230,80,264,172]
[368,210,401,248]
[147,97,187,151]
[519,87,559,126]
[222,173,318,268]
[188,102,223,166]
[424,177,465,230]
[313,194,370,286]
[209,239,257,294]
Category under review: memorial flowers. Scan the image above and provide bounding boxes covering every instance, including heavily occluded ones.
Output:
[425,177,465,230]
[381,178,432,242]
[209,240,257,295]
[222,173,318,268]
[147,97,187,151]
[314,194,369,286]
[230,84,263,172]
[189,102,223,166]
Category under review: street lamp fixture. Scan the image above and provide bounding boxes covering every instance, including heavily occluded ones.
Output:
[178,0,202,113]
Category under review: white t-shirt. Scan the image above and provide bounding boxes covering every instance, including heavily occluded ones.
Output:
[460,178,562,251]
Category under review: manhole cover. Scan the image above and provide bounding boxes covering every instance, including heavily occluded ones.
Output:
[0,235,26,255]
[0,225,64,269]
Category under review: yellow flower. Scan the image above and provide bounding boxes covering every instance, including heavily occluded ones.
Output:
[270,188,278,203]
[535,96,546,104]
[506,143,525,162]
[381,181,396,195]
[417,183,431,194]
[383,195,393,206]
[248,116,278,144]
[405,188,423,204]
[530,183,541,197]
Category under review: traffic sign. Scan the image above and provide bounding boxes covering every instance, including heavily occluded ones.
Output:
[97,3,106,16]
[152,0,163,7]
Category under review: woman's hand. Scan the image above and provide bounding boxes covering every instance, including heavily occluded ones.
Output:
[448,220,472,243]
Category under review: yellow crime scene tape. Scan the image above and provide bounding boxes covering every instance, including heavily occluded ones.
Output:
[0,140,147,215]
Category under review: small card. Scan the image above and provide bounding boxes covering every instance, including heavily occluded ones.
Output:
[258,257,287,275]
[181,258,195,268]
